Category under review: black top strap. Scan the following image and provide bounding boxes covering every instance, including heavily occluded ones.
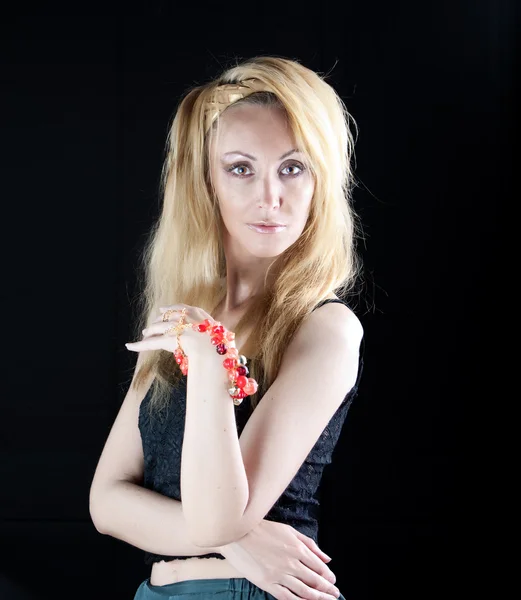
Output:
[312,298,350,311]
[312,298,365,358]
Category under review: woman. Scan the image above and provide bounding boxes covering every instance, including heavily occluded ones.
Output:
[89,56,365,600]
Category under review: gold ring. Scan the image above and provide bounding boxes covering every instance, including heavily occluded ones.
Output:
[164,323,185,336]
[162,309,178,322]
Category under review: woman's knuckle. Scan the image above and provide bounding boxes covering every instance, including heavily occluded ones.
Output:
[319,585,334,600]
[308,588,321,600]
[323,569,335,584]
[290,580,311,600]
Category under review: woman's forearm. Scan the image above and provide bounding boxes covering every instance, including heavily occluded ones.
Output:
[92,480,223,556]
[182,351,249,545]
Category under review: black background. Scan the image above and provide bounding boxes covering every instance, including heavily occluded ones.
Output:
[0,3,513,599]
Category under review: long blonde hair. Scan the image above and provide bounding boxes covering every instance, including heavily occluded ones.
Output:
[130,56,364,417]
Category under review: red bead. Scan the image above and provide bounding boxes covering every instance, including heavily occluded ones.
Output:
[223,357,236,369]
[173,321,258,398]
[235,375,248,389]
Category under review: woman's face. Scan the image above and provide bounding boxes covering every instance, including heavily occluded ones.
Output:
[208,103,315,260]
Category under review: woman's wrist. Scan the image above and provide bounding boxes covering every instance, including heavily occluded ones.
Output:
[212,541,242,561]
[212,543,228,555]
[173,312,258,403]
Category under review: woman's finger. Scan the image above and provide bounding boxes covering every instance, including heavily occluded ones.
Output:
[280,547,340,598]
[273,578,339,600]
[292,537,336,586]
[153,311,180,323]
[142,321,193,336]
[159,305,185,312]
[294,530,333,564]
[125,339,157,351]
[295,548,338,590]
[125,335,176,352]
[126,311,199,352]
[159,304,215,323]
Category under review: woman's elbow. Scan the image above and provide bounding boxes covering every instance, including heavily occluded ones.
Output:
[89,484,111,534]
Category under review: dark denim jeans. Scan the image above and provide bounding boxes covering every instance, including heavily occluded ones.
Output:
[133,576,346,600]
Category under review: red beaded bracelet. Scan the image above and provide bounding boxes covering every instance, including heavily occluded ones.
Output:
[171,308,258,406]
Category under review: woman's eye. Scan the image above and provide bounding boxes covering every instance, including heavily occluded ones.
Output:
[281,164,303,176]
[229,164,252,176]
[227,162,305,177]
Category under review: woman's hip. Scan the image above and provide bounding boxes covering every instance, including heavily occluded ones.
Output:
[133,576,277,600]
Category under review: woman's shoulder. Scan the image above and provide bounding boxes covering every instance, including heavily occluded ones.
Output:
[312,294,363,336]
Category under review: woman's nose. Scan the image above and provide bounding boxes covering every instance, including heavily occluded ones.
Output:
[257,176,282,208]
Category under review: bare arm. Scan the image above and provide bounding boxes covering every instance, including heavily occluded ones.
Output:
[182,350,249,546]
[93,480,223,557]
[181,303,362,547]
[88,355,339,598]
[93,480,342,600]
[89,348,224,557]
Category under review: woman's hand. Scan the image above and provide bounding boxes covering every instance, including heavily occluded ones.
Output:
[217,520,341,600]
[125,304,229,360]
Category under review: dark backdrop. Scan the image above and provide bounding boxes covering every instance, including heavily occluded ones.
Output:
[0,4,512,599]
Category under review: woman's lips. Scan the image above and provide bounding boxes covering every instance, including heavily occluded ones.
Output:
[247,224,287,234]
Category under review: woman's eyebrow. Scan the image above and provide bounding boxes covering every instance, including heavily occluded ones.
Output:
[222,149,300,161]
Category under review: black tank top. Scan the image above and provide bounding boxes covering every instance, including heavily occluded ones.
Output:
[138,296,364,564]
